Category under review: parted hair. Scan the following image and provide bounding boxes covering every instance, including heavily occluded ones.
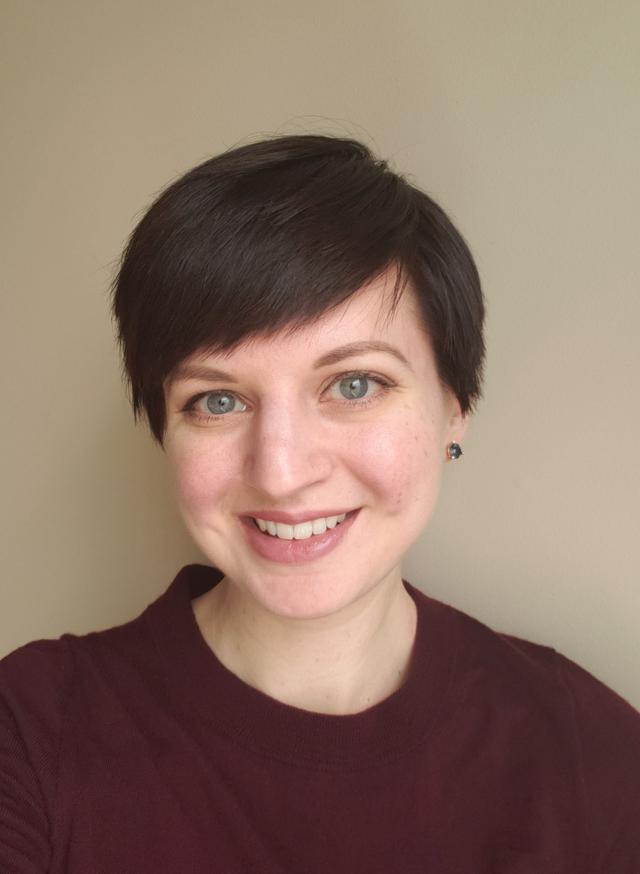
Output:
[111,134,486,444]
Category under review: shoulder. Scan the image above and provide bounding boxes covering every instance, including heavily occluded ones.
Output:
[434,595,640,869]
[415,587,563,705]
[424,590,636,710]
[0,637,76,868]
[416,587,640,766]
[0,636,74,729]
[453,601,640,727]
[0,566,199,737]
[0,603,156,744]
[0,608,157,814]
[0,614,146,871]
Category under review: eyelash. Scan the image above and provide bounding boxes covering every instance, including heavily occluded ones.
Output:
[180,371,395,425]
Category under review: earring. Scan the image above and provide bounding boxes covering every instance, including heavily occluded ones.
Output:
[447,442,463,461]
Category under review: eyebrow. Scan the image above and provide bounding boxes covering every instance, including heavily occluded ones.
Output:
[313,341,411,370]
[167,340,411,389]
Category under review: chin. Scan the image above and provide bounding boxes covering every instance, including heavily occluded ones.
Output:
[190,511,422,619]
[227,556,401,622]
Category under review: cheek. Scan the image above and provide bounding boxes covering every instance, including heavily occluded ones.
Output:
[351,413,443,512]
[166,438,239,513]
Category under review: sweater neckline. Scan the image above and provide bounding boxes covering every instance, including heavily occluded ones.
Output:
[146,564,458,770]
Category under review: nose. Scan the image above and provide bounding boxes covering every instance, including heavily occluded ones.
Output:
[243,400,333,500]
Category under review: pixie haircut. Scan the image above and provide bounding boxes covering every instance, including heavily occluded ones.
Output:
[111,134,485,445]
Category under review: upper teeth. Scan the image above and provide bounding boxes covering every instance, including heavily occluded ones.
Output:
[255,513,347,540]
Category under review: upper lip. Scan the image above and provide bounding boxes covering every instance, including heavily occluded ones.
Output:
[241,509,356,524]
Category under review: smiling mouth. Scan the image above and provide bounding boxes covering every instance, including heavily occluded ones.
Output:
[250,511,353,541]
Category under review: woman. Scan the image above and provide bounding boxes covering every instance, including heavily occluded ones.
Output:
[1,134,639,872]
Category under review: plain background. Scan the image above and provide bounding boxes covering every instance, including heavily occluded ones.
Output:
[1,1,638,708]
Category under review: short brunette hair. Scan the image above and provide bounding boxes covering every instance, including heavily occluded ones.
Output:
[111,134,485,444]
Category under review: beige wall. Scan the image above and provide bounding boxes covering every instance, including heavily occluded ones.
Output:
[2,1,639,707]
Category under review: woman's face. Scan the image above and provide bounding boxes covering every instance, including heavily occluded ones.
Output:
[162,270,466,619]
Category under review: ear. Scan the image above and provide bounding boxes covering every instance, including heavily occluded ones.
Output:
[445,393,470,445]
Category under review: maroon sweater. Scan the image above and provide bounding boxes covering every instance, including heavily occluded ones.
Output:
[1,564,639,873]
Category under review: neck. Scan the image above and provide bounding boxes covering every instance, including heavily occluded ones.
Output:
[192,571,418,715]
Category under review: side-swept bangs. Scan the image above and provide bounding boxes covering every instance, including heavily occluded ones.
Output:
[111,135,485,443]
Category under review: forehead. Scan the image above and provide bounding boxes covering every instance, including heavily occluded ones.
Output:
[175,274,432,376]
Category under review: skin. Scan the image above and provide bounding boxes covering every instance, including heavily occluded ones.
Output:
[162,267,468,714]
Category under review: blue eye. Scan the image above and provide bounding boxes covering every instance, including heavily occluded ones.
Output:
[338,375,370,400]
[182,372,393,423]
[182,390,248,424]
[329,372,392,404]
[205,392,240,414]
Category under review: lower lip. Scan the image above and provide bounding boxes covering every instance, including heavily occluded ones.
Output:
[239,511,359,564]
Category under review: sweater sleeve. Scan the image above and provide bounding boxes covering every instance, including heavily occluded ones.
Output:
[0,639,71,873]
[556,651,640,874]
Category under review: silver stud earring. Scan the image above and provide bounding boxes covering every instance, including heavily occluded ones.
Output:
[447,442,463,461]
